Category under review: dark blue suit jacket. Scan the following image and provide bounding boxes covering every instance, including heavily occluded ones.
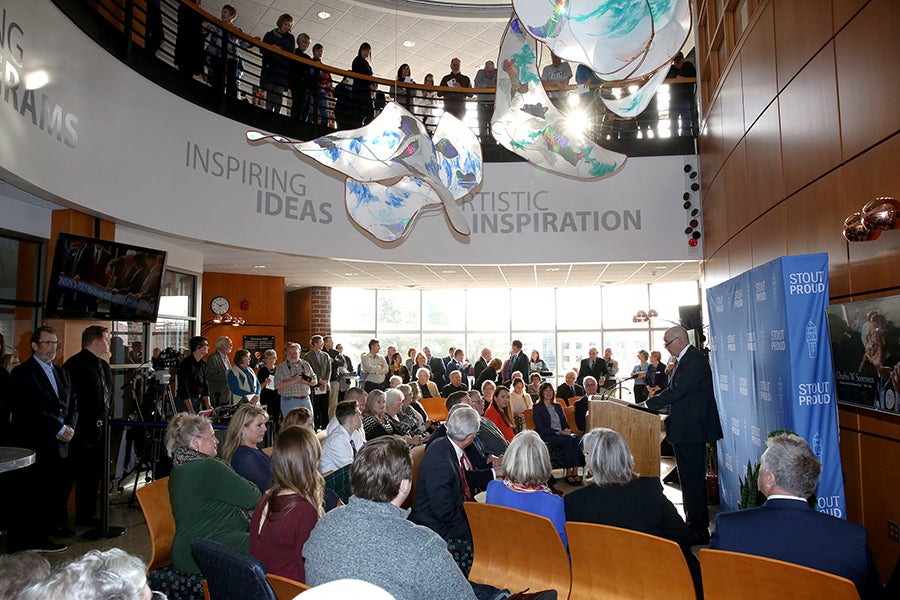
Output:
[409,436,476,541]
[10,356,77,460]
[645,345,722,444]
[507,351,530,384]
[710,498,883,599]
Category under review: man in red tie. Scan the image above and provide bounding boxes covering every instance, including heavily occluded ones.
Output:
[410,404,502,576]
[639,326,723,544]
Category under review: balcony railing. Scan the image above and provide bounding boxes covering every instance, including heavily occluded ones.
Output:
[62,0,698,159]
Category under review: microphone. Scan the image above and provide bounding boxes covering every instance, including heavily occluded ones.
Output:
[599,374,640,401]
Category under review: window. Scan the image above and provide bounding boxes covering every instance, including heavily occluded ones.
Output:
[331,281,700,388]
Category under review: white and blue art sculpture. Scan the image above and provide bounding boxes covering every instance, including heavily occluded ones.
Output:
[491,16,627,179]
[511,0,692,118]
[247,102,482,242]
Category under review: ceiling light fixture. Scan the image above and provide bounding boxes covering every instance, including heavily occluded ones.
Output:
[317,11,331,20]
[402,40,416,48]
[441,269,457,274]
[251,264,266,269]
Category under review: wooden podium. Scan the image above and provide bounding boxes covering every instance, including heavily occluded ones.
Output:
[586,397,666,477]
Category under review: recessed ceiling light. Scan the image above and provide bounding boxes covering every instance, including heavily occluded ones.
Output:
[251,264,266,269]
[402,40,415,48]
[344,272,357,276]
[545,267,560,272]
[441,270,456,274]
[317,11,331,20]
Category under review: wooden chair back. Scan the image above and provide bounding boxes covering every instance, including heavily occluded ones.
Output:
[564,405,583,434]
[265,573,310,599]
[699,548,860,600]
[401,444,427,509]
[566,521,695,600]
[261,446,273,457]
[135,477,174,572]
[523,407,535,430]
[419,396,448,422]
[465,503,571,598]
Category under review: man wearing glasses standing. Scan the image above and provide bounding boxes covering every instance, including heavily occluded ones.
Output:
[639,325,722,544]
[8,326,76,552]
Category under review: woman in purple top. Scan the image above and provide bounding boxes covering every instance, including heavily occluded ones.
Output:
[485,430,566,548]
[249,426,324,583]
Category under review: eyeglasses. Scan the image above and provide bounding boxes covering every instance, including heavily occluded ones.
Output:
[663,338,676,348]
[38,340,59,346]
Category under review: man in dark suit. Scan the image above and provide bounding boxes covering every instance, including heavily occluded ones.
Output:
[423,346,447,389]
[8,326,77,552]
[411,404,502,575]
[573,376,599,432]
[425,393,503,482]
[555,370,585,405]
[576,346,608,387]
[472,348,492,381]
[506,340,529,385]
[710,434,883,599]
[62,325,112,528]
[641,325,723,543]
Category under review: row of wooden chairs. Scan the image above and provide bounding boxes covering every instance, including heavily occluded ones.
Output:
[135,478,310,600]
[465,503,860,600]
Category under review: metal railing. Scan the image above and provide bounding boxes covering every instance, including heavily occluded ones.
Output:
[64,0,698,158]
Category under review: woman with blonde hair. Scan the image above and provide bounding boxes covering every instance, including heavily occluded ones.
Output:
[486,430,566,546]
[250,426,324,583]
[646,350,668,397]
[282,406,313,431]
[221,404,271,492]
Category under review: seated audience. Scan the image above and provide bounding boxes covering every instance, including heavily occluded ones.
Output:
[441,369,468,397]
[326,387,367,436]
[555,370,584,406]
[250,426,324,583]
[0,551,50,599]
[412,367,440,399]
[474,357,502,392]
[526,372,544,397]
[303,436,478,600]
[227,348,261,404]
[564,428,699,590]
[165,413,260,575]
[222,404,272,492]
[397,383,429,435]
[485,384,515,442]
[573,376,598,433]
[466,390,509,457]
[16,548,150,600]
[319,400,365,475]
[411,405,502,575]
[509,377,533,433]
[486,430,566,547]
[710,433,883,599]
[282,406,313,431]
[533,382,584,485]
[388,375,404,388]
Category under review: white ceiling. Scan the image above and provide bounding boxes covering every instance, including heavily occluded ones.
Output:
[206,0,523,88]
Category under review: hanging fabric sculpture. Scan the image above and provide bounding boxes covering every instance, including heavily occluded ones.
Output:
[511,0,692,118]
[247,103,482,242]
[491,16,627,179]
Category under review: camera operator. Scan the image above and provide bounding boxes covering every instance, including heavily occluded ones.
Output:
[274,342,317,423]
[176,337,212,414]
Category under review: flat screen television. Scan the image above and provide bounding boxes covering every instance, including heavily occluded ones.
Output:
[826,293,900,415]
[45,233,167,323]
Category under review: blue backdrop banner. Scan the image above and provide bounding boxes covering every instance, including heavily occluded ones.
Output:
[707,254,845,516]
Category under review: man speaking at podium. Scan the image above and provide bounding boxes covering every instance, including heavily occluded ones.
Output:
[639,325,722,543]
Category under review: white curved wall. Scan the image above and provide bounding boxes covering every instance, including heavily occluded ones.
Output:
[0,0,699,265]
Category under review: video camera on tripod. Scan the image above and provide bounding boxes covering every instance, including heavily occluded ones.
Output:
[139,347,183,421]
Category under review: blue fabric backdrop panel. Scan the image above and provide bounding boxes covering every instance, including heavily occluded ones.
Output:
[707,253,845,516]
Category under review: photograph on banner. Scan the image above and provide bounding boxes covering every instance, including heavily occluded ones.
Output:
[827,294,900,415]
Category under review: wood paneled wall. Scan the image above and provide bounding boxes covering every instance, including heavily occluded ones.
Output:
[696,0,900,579]
[201,272,285,358]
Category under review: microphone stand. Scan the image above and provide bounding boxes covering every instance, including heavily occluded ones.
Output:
[83,401,127,541]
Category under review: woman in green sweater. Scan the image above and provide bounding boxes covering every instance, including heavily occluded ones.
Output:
[165,413,261,575]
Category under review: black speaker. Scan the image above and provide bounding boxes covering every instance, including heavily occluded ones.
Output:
[678,304,703,331]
